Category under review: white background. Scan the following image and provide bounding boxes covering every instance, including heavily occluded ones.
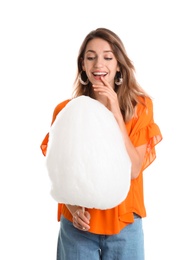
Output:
[0,0,194,259]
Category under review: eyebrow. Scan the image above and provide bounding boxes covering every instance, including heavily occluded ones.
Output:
[86,50,113,54]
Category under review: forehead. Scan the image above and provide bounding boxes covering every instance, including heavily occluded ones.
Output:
[85,38,112,53]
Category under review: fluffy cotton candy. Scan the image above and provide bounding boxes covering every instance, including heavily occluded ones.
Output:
[45,96,131,209]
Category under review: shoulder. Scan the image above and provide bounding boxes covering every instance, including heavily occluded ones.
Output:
[51,99,71,124]
[136,96,153,116]
[54,99,71,112]
[137,96,153,107]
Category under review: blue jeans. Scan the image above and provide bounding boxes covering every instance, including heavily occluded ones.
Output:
[57,214,144,260]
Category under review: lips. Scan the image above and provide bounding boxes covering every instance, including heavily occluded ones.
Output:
[92,72,107,77]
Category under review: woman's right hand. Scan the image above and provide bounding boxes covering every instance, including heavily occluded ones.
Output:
[67,205,91,231]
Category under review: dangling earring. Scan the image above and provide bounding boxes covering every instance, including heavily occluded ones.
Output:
[79,71,89,85]
[115,71,123,85]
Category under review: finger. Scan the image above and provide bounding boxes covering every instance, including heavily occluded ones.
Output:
[73,209,90,229]
[100,76,109,86]
[84,211,91,221]
[92,85,111,95]
[73,220,90,231]
[77,217,90,229]
[76,209,90,224]
[100,77,115,91]
[93,83,114,94]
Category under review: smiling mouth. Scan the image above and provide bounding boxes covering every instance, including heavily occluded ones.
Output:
[92,72,107,77]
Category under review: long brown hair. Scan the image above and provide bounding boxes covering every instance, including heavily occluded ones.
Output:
[72,28,149,122]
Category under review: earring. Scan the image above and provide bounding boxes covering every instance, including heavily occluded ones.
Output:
[115,71,123,85]
[79,71,89,85]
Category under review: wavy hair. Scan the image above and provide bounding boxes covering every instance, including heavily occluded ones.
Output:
[72,28,149,122]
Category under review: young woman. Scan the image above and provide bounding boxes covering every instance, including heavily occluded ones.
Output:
[40,28,162,260]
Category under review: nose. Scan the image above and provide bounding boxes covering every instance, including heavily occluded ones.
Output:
[94,57,104,68]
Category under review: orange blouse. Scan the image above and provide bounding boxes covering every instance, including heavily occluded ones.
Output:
[40,96,162,235]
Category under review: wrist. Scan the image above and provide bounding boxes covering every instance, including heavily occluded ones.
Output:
[66,205,83,216]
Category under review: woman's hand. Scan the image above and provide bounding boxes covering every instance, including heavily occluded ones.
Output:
[92,76,123,122]
[72,207,91,231]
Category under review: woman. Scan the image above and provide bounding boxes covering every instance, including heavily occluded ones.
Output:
[40,27,162,260]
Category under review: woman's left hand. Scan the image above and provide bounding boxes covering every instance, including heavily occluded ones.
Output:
[92,76,122,121]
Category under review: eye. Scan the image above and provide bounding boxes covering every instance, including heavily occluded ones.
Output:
[105,57,113,61]
[86,56,95,60]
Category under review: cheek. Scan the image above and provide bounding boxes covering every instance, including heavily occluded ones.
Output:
[83,62,91,72]
[110,68,117,78]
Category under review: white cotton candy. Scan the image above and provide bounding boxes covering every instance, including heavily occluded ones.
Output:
[45,96,131,209]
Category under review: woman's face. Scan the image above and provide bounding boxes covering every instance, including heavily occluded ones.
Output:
[82,38,119,88]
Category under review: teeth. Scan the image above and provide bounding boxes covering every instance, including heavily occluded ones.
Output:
[93,72,107,76]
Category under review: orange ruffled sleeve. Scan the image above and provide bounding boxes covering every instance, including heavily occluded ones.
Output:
[126,97,162,170]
